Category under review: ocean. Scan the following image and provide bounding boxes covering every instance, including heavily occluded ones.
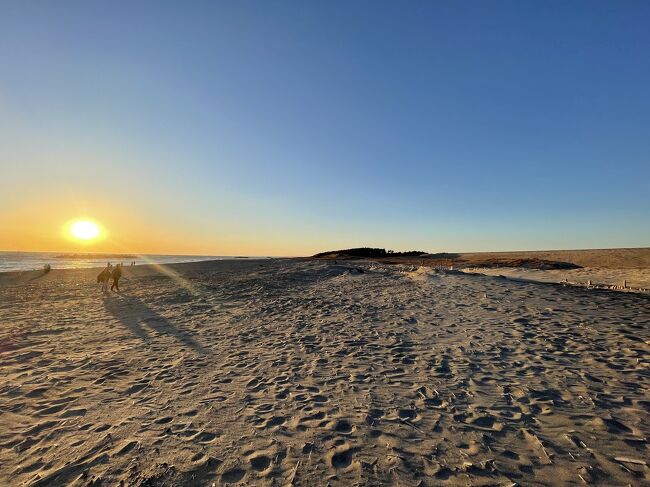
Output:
[0,251,247,273]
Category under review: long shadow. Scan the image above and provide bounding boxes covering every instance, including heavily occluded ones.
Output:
[0,269,50,287]
[28,268,51,281]
[103,293,209,355]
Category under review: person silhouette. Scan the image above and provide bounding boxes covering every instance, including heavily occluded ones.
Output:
[111,263,122,292]
[98,263,112,292]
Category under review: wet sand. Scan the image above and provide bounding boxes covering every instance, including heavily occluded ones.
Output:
[1,259,649,486]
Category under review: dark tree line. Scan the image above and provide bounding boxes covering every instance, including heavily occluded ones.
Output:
[313,248,426,258]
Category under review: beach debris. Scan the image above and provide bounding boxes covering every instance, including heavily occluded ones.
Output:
[614,457,647,466]
[565,432,587,449]
[288,459,301,485]
[399,416,424,433]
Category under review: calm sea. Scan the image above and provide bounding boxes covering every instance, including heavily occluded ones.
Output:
[0,252,248,273]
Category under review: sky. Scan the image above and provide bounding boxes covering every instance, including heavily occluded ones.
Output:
[1,1,649,256]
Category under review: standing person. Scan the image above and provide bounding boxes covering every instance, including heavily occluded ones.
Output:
[98,263,112,293]
[110,263,122,292]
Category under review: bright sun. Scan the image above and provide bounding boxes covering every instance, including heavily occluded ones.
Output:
[70,220,101,241]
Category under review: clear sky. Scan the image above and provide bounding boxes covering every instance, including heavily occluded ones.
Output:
[1,1,649,256]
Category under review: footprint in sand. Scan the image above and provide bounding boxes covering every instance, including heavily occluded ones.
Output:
[249,454,271,472]
[191,431,219,443]
[398,409,419,422]
[115,440,139,456]
[302,442,315,454]
[423,396,447,409]
[332,419,354,434]
[14,460,44,475]
[220,467,245,484]
[25,387,49,398]
[191,452,207,463]
[261,416,286,429]
[312,394,329,403]
[60,408,87,418]
[595,417,633,434]
[36,404,66,416]
[328,445,357,470]
[254,403,274,414]
[300,411,326,424]
[365,408,384,425]
[473,416,504,431]
[124,381,149,395]
[275,389,289,400]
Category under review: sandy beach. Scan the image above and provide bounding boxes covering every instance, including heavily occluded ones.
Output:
[335,248,650,293]
[1,259,649,486]
[456,248,650,292]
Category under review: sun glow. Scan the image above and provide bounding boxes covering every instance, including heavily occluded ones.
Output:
[66,219,104,243]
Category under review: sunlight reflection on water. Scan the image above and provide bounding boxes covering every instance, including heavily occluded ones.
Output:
[0,252,245,272]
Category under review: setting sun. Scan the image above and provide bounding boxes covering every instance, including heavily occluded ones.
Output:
[65,219,104,243]
[71,220,100,240]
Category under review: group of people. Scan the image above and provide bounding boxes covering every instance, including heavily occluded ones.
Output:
[98,262,122,292]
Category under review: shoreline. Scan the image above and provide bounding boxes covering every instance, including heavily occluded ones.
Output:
[4,254,648,295]
[0,252,279,274]
[0,258,281,287]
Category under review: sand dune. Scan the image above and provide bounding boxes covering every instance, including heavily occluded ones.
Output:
[0,260,649,486]
[458,247,650,269]
[318,248,650,292]
[461,266,650,292]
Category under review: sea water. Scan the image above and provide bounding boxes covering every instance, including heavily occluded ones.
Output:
[0,251,247,272]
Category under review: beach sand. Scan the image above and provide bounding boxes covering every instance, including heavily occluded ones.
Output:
[457,248,650,293]
[457,248,650,269]
[460,266,650,292]
[1,259,649,486]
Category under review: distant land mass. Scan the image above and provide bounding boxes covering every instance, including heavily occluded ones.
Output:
[312,248,426,258]
[312,247,579,270]
[55,253,138,259]
[312,247,650,270]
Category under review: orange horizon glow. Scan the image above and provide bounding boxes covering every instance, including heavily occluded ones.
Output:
[0,202,310,256]
[0,197,373,257]
[6,197,636,258]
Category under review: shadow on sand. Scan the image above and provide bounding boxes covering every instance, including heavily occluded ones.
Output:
[103,293,209,355]
[0,269,50,287]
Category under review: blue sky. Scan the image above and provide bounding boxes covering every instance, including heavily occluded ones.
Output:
[1,1,649,255]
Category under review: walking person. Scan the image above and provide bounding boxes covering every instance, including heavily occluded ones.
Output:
[98,263,112,293]
[110,263,122,292]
